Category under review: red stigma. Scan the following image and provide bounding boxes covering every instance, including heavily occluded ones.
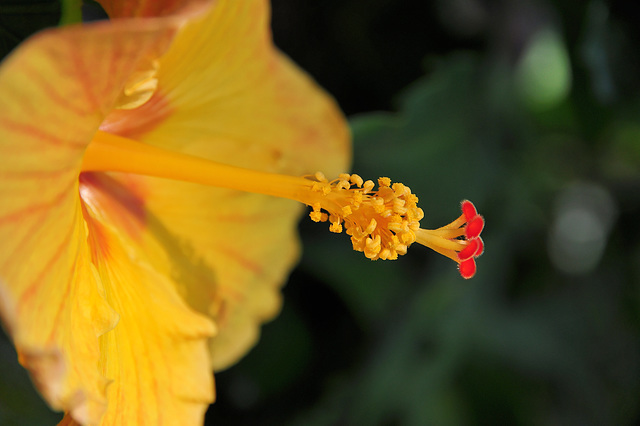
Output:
[458,239,479,261]
[459,258,476,279]
[461,200,477,221]
[457,200,484,279]
[465,216,484,239]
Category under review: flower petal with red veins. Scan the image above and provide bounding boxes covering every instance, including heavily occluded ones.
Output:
[80,176,216,426]
[0,13,199,425]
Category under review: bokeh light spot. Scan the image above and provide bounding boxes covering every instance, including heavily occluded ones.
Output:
[548,182,617,275]
[516,28,572,110]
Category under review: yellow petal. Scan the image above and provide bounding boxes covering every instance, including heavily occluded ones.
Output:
[100,0,351,370]
[0,13,197,425]
[0,194,117,424]
[80,173,216,426]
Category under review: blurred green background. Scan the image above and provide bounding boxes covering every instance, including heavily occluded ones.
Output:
[1,0,640,425]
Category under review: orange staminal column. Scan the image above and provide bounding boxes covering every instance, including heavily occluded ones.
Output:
[82,131,484,278]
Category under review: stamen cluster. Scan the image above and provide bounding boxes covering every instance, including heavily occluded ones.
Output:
[308,173,424,260]
[305,172,485,279]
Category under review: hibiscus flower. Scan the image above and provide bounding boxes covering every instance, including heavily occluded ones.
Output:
[0,1,483,424]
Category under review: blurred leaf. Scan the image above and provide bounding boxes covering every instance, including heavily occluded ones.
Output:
[515,28,572,111]
[59,0,82,26]
[351,54,502,214]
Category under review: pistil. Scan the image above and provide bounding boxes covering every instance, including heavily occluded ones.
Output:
[82,131,484,278]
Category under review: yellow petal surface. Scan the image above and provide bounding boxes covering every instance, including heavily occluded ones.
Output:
[0,12,210,426]
[78,173,215,426]
[100,0,351,370]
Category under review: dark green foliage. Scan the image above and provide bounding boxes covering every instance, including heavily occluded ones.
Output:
[0,1,60,60]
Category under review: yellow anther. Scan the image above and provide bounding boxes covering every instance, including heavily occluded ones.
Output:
[342,205,353,216]
[350,174,364,187]
[392,182,405,195]
[336,180,350,190]
[352,191,363,206]
[401,231,416,245]
[388,222,403,233]
[364,218,377,234]
[363,180,375,193]
[378,177,392,187]
[311,181,332,195]
[315,171,328,182]
[393,205,408,215]
[390,234,401,247]
[309,211,323,222]
[381,209,394,218]
[351,235,366,252]
[364,235,382,259]
[379,248,395,260]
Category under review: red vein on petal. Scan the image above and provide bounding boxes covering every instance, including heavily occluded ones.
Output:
[44,205,93,348]
[0,117,87,149]
[99,243,162,426]
[0,196,70,272]
[16,220,75,313]
[100,43,123,107]
[0,178,75,223]
[215,246,264,277]
[46,256,75,345]
[67,40,102,116]
[20,65,95,118]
